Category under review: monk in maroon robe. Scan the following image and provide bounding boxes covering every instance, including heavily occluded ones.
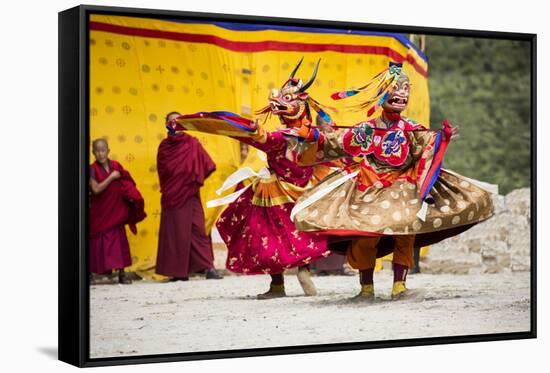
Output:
[155,112,223,281]
[89,139,146,284]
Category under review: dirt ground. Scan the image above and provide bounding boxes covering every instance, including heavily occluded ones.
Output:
[90,271,531,358]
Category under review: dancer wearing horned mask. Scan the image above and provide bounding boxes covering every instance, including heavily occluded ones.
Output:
[170,58,339,299]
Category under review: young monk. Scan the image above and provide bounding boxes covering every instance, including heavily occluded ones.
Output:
[89,138,145,284]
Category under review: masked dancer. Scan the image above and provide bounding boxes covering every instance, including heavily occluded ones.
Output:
[283,62,495,301]
[171,58,339,299]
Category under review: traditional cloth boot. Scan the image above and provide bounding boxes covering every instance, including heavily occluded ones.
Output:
[297,266,317,296]
[257,284,286,299]
[351,284,375,302]
[118,269,132,284]
[391,263,409,300]
[351,268,375,302]
[391,281,408,300]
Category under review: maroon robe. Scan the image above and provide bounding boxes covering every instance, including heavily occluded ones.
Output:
[89,160,146,274]
[155,133,217,277]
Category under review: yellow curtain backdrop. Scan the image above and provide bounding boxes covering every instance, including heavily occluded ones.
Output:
[89,15,430,279]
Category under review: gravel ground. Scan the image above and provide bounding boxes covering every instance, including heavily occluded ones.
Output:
[90,271,531,358]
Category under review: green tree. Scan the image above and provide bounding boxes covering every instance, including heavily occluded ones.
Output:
[425,36,531,194]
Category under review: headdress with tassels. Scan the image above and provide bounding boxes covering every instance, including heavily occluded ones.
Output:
[331,61,406,118]
[255,57,336,126]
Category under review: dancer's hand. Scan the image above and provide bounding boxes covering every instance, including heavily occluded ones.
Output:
[252,119,260,131]
[450,125,460,140]
[280,125,316,141]
[441,119,459,141]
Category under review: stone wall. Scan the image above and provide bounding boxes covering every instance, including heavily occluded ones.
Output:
[422,188,531,274]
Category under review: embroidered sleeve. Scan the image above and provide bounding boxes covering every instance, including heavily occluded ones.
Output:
[236,126,285,152]
[283,128,351,165]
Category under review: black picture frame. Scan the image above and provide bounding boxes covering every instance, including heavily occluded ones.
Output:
[58,4,537,368]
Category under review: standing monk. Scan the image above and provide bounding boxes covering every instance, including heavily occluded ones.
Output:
[155,112,223,281]
[89,138,146,284]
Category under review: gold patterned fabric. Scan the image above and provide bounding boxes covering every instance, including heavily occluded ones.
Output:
[294,169,493,239]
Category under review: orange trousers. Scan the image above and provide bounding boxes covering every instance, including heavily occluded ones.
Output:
[347,235,416,270]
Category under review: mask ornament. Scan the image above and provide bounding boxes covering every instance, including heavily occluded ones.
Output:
[331,61,410,118]
[255,57,335,128]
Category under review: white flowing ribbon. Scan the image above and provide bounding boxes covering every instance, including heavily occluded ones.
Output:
[416,201,429,222]
[290,170,360,221]
[215,167,270,195]
[206,166,271,208]
[257,150,267,161]
[207,184,252,208]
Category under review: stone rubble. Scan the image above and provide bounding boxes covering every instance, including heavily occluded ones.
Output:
[423,188,531,274]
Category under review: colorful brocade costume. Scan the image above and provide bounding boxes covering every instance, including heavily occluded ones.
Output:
[216,128,331,275]
[282,61,495,300]
[286,115,494,241]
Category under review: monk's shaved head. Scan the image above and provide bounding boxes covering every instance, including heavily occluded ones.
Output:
[92,138,110,165]
[92,138,109,150]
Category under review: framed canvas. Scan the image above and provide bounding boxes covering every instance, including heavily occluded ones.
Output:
[58,4,536,367]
